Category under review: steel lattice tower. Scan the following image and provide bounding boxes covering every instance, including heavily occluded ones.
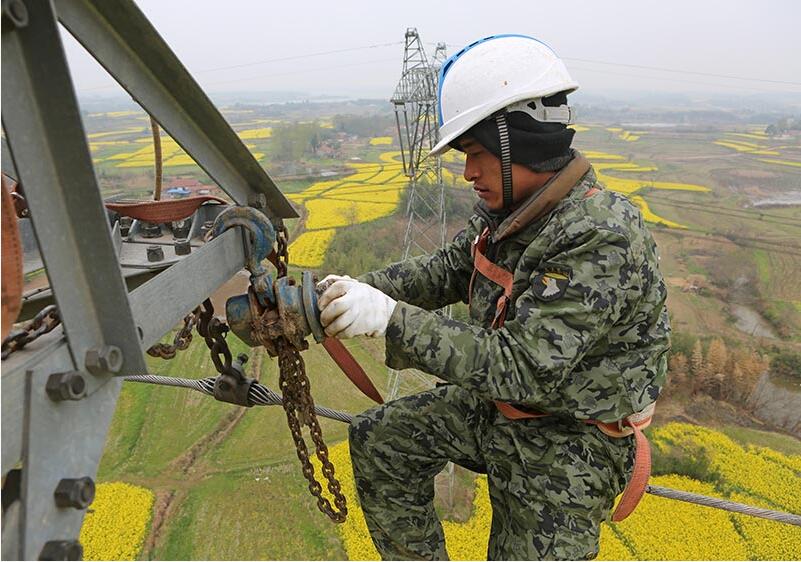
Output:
[387,29,448,400]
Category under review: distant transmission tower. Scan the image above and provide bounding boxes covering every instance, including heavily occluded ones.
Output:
[387,29,448,400]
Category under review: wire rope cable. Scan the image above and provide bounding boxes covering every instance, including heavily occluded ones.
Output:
[123,373,801,527]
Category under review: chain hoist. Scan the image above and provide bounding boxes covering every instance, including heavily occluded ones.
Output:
[209,206,346,522]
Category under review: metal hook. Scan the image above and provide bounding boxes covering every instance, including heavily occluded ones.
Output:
[211,206,276,307]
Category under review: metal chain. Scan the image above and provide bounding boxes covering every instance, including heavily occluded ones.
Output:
[196,299,234,376]
[277,337,347,523]
[275,223,289,279]
[1,305,61,359]
[146,307,201,359]
[271,222,346,522]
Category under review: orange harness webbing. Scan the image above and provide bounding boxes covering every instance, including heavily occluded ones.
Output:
[1,175,23,339]
[469,193,651,522]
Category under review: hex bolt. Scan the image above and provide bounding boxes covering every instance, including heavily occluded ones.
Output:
[172,220,190,239]
[45,372,87,402]
[85,345,123,374]
[141,222,162,238]
[54,477,95,509]
[3,0,29,28]
[146,245,165,262]
[39,540,83,561]
[174,238,191,255]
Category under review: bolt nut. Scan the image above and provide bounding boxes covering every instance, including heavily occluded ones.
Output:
[45,372,87,402]
[174,238,191,255]
[54,477,95,509]
[141,222,162,238]
[39,540,83,561]
[3,0,29,28]
[146,245,165,262]
[172,220,190,239]
[248,193,267,209]
[85,345,123,374]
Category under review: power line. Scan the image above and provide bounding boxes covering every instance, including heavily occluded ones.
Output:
[200,58,398,88]
[563,57,801,87]
[642,193,801,228]
[78,42,403,92]
[196,42,403,73]
[566,64,796,95]
[437,42,801,88]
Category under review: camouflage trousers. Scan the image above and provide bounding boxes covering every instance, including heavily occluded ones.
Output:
[349,384,635,560]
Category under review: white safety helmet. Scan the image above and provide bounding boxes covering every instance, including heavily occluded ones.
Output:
[430,34,578,157]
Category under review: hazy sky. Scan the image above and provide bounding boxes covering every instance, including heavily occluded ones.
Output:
[62,0,801,101]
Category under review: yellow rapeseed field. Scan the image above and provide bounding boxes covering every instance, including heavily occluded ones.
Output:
[369,136,393,145]
[237,127,272,139]
[630,196,686,229]
[80,482,154,561]
[86,127,144,140]
[288,152,408,267]
[758,158,801,168]
[287,229,337,267]
[606,127,643,142]
[323,423,801,560]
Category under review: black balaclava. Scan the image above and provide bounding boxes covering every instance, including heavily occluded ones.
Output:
[451,91,575,209]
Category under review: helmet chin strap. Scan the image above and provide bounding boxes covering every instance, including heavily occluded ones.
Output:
[494,112,513,209]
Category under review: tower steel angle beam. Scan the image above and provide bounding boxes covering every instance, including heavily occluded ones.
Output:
[0,0,286,557]
[1,0,151,557]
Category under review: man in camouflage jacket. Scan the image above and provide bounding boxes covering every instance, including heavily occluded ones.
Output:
[318,35,670,560]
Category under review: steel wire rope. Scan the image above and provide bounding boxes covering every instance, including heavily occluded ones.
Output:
[123,374,801,527]
[124,374,353,423]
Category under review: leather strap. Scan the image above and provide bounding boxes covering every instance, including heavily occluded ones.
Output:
[497,401,652,522]
[594,418,651,522]
[471,227,514,329]
[322,338,384,404]
[1,175,23,339]
[493,401,549,420]
[105,195,227,223]
[494,153,591,242]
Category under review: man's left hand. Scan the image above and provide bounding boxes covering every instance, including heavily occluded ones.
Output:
[318,278,397,338]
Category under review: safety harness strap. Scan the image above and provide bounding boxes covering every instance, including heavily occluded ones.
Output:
[1,175,23,339]
[592,417,652,522]
[469,186,652,521]
[470,227,514,328]
[322,337,384,404]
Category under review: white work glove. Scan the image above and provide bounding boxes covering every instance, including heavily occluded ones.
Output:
[317,278,397,339]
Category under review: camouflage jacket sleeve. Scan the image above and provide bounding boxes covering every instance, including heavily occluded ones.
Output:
[356,224,478,310]
[384,226,643,415]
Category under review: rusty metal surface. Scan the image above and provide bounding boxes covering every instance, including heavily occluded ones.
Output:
[105,196,227,223]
